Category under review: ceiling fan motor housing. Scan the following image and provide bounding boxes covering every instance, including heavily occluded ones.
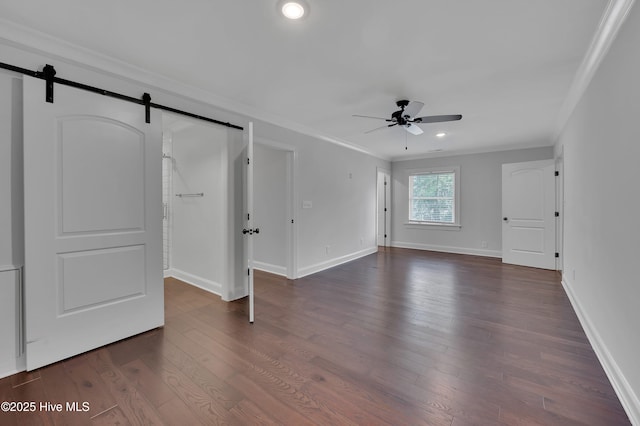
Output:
[392,110,408,125]
[394,100,411,124]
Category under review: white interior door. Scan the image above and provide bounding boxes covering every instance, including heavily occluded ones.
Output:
[23,76,164,370]
[243,122,255,323]
[502,159,556,269]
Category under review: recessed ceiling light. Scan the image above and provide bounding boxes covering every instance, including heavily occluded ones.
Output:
[436,132,447,138]
[281,2,306,19]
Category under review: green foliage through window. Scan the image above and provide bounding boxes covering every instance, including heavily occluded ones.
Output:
[409,172,455,223]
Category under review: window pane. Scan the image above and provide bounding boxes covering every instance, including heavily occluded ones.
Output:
[411,173,454,197]
[409,172,455,223]
[410,198,454,222]
[412,175,437,197]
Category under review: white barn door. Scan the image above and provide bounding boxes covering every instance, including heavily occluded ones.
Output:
[23,76,164,370]
[502,159,556,270]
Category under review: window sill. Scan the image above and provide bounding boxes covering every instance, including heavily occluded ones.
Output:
[404,222,461,231]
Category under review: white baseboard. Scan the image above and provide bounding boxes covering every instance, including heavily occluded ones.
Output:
[0,356,25,380]
[562,276,640,425]
[0,266,25,379]
[297,246,378,278]
[253,261,287,277]
[391,241,502,258]
[166,268,222,297]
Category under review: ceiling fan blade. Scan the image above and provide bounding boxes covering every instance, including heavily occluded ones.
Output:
[405,123,424,135]
[413,114,462,124]
[403,101,424,118]
[365,123,396,134]
[353,114,392,121]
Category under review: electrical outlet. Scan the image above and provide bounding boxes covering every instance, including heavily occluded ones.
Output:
[326,245,331,255]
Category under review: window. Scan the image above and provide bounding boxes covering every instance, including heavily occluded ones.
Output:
[408,167,460,226]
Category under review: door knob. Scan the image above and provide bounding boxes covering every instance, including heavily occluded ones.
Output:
[503,217,508,222]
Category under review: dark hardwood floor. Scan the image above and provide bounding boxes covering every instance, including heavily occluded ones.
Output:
[0,248,631,425]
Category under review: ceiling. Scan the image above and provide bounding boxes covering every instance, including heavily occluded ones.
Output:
[0,1,611,160]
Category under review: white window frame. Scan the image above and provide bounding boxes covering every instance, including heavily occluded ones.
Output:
[406,166,461,229]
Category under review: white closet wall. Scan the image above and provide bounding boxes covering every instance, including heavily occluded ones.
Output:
[166,121,229,295]
[0,71,25,377]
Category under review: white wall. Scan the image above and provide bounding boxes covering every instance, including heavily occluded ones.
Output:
[0,71,25,377]
[253,143,288,275]
[169,123,228,295]
[289,130,385,276]
[0,71,23,267]
[556,2,640,422]
[0,269,21,376]
[391,147,553,256]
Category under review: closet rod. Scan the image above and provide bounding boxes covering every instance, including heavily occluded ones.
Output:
[176,193,204,198]
[0,61,244,131]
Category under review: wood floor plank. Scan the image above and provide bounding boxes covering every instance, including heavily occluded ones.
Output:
[39,361,93,426]
[139,347,234,425]
[120,359,175,410]
[90,406,129,426]
[59,355,120,423]
[281,352,441,426]
[97,364,167,426]
[227,399,281,426]
[225,372,316,426]
[156,396,206,426]
[6,374,56,426]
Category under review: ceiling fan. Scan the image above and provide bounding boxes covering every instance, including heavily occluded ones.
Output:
[354,100,462,135]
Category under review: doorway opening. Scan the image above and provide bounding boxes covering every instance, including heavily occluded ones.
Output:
[377,168,391,248]
[252,140,297,279]
[161,113,231,295]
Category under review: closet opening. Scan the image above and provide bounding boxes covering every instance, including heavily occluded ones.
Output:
[161,113,231,296]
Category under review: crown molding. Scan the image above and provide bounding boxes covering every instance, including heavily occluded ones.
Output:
[553,0,636,142]
[391,140,553,162]
[0,19,386,161]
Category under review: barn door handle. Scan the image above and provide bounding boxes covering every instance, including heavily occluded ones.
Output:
[242,228,260,235]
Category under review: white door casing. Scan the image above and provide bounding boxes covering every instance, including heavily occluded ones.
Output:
[555,155,564,272]
[23,76,164,370]
[502,159,556,269]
